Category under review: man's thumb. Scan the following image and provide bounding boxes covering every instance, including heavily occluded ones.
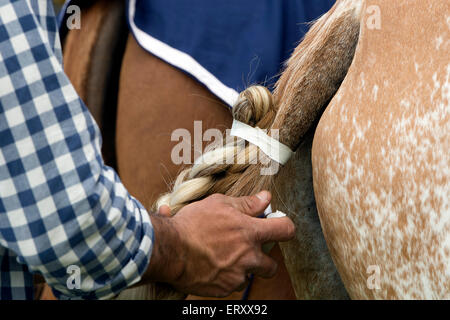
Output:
[229,191,271,217]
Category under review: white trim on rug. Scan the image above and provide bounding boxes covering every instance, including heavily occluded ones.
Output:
[128,0,239,107]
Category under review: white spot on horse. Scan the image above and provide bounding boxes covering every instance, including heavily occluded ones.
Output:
[372,85,379,101]
[443,65,450,101]
[443,232,450,277]
[360,73,366,89]
[400,99,411,109]
[352,115,371,140]
[435,36,443,50]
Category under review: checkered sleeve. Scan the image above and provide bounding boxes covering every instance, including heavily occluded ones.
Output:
[0,0,154,299]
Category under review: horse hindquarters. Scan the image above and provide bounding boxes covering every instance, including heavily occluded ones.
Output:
[312,0,450,299]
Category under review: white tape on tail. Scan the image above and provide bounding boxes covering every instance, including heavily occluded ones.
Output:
[230,119,294,165]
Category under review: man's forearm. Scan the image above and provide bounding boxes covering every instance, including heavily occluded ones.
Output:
[141,214,186,285]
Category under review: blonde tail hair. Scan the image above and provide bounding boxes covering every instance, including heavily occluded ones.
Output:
[154,85,278,214]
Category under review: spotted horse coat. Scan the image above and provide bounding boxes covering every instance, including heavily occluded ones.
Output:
[308,0,449,299]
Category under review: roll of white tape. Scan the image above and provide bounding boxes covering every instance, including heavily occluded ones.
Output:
[266,211,287,219]
[261,205,287,253]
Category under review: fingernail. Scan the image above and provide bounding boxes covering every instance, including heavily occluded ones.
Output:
[256,191,269,203]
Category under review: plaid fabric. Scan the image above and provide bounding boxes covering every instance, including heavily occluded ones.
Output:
[0,0,154,300]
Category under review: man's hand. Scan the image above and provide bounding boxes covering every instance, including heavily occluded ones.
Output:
[143,191,295,298]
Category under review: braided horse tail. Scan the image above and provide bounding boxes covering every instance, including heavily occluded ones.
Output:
[154,85,278,215]
[114,85,277,301]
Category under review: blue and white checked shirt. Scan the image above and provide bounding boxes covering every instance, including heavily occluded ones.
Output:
[0,0,154,299]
